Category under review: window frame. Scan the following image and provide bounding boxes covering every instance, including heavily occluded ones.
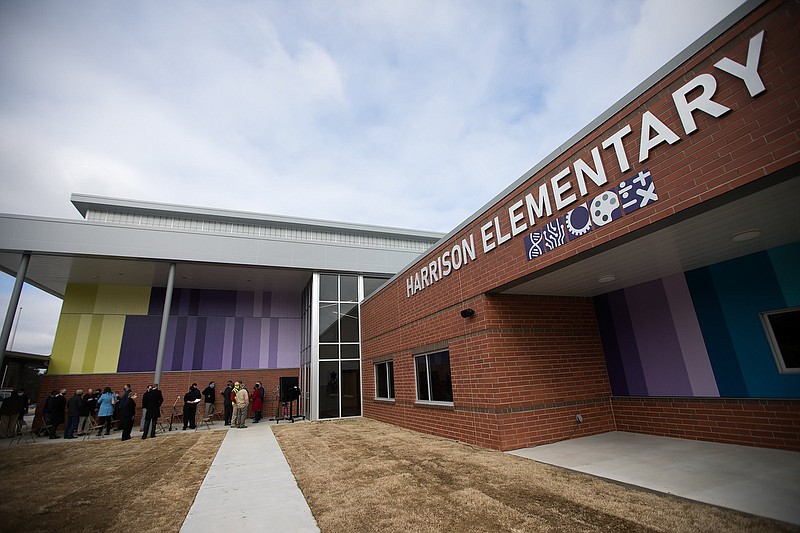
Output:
[374,360,395,401]
[760,307,800,374]
[414,350,453,406]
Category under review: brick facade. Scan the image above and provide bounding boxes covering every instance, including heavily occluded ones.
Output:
[361,1,800,451]
[612,397,800,452]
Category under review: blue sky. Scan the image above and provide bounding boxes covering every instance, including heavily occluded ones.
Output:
[0,0,746,354]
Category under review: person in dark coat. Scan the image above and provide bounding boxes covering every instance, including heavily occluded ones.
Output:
[201,381,216,418]
[0,390,23,438]
[182,383,201,430]
[141,383,164,439]
[17,388,29,421]
[78,388,95,436]
[118,391,136,441]
[64,389,83,439]
[48,389,67,439]
[250,382,263,423]
[221,381,234,426]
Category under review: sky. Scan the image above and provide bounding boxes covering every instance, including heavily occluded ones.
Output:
[0,0,747,355]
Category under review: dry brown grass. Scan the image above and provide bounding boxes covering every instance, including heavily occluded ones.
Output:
[273,418,798,533]
[0,431,225,533]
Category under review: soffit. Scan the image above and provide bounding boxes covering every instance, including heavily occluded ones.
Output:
[499,174,800,298]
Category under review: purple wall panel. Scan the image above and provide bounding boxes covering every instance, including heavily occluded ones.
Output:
[171,317,187,371]
[176,289,191,316]
[120,288,302,372]
[164,317,177,372]
[253,292,263,318]
[199,290,237,317]
[663,274,720,397]
[272,292,301,318]
[262,292,272,318]
[203,318,225,370]
[277,319,301,368]
[259,319,270,368]
[231,318,244,369]
[236,291,254,318]
[624,280,692,396]
[222,317,234,370]
[241,318,262,369]
[192,317,206,370]
[607,290,649,395]
[269,319,280,368]
[182,318,197,371]
[118,316,161,372]
[148,288,166,316]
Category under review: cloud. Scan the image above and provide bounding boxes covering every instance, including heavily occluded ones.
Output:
[0,0,745,232]
[0,276,62,355]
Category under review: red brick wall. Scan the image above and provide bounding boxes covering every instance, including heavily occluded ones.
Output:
[612,397,800,451]
[363,294,615,450]
[361,1,800,452]
[35,368,298,428]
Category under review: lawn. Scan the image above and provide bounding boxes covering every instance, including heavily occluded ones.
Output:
[272,418,796,533]
[0,430,225,533]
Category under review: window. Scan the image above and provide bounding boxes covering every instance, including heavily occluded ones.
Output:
[415,350,453,403]
[762,308,800,373]
[375,361,394,400]
[316,273,363,419]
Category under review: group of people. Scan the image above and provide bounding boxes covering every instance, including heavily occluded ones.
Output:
[35,385,142,441]
[182,380,265,430]
[1,379,270,443]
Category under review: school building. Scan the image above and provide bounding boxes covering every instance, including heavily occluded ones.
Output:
[360,0,800,452]
[0,194,442,421]
[1,0,798,450]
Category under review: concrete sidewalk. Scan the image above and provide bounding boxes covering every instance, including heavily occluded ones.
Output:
[180,420,319,532]
[509,431,800,526]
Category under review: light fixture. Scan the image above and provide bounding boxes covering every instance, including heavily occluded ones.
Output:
[460,308,475,319]
[597,275,616,283]
[731,229,762,242]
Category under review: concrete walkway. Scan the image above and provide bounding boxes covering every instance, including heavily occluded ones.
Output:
[180,420,319,532]
[508,431,800,526]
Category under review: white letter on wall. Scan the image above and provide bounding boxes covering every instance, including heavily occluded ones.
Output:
[574,147,608,196]
[672,73,730,135]
[639,111,681,162]
[601,124,633,173]
[715,30,766,97]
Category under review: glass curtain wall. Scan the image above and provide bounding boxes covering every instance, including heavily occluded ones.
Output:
[318,273,361,418]
[303,273,391,420]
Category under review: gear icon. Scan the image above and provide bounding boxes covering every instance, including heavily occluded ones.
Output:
[566,208,591,236]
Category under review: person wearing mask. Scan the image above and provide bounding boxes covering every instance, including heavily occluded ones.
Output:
[118,390,137,441]
[221,381,234,426]
[141,384,163,439]
[64,389,84,439]
[233,381,250,429]
[251,382,263,423]
[201,381,216,418]
[182,383,201,430]
[96,387,115,436]
[48,389,67,439]
[78,388,95,436]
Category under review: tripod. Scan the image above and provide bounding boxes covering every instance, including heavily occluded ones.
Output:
[167,395,181,431]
